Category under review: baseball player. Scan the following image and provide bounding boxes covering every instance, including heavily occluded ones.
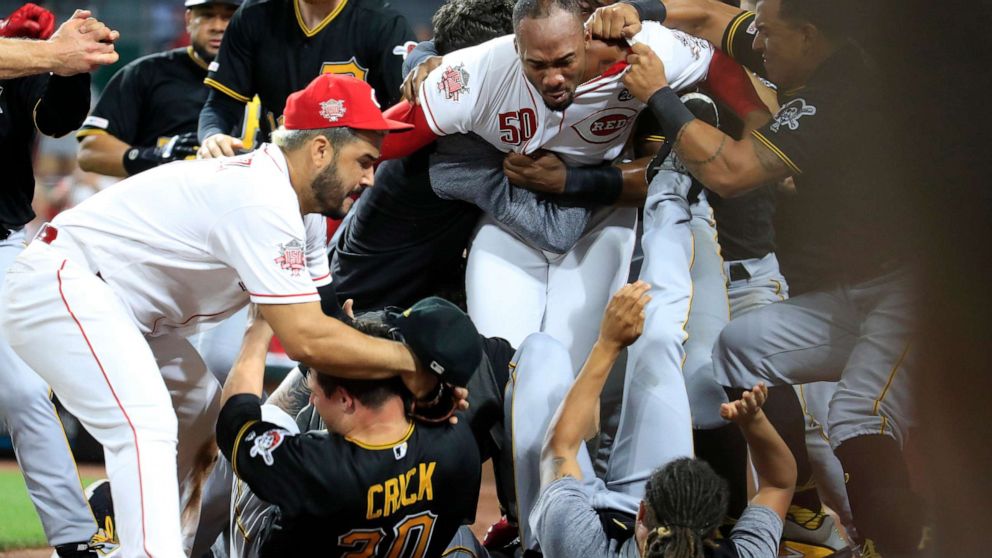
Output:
[0,74,439,557]
[0,6,121,557]
[197,0,415,157]
[379,0,714,378]
[604,1,925,555]
[527,277,793,557]
[76,0,241,177]
[217,298,484,557]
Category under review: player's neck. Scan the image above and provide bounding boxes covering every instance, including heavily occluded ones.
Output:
[343,398,412,446]
[297,0,342,28]
[282,147,317,214]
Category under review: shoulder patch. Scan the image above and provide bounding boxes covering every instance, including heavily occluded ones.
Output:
[437,64,470,101]
[274,239,306,276]
[771,98,817,132]
[248,428,290,466]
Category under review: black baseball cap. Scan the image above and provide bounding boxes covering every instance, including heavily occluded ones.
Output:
[185,0,243,7]
[386,297,483,387]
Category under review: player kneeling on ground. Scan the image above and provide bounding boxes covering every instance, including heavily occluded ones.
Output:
[217,299,484,557]
[530,281,795,558]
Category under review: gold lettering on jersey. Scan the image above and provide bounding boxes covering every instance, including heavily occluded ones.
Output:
[321,57,369,82]
[365,461,437,520]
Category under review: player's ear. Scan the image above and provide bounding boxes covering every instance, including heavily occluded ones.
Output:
[184,9,193,32]
[311,134,333,168]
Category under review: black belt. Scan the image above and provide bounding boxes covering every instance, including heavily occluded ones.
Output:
[728,262,751,282]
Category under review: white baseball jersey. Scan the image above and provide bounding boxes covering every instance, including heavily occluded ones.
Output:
[419,23,713,166]
[51,144,330,337]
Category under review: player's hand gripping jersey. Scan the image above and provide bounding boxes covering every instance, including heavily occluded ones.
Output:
[418,22,713,166]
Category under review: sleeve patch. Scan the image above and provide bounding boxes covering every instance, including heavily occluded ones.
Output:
[274,239,307,276]
[208,61,220,72]
[246,428,290,466]
[83,116,109,129]
[437,64,471,101]
[770,98,817,132]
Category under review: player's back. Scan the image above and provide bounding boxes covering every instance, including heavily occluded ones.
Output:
[259,421,481,557]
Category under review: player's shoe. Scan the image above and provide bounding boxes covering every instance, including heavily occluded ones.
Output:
[780,505,852,558]
[50,480,119,558]
[85,479,121,557]
[482,515,519,551]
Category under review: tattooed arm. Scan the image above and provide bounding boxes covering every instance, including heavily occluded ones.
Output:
[265,366,313,418]
[539,282,651,487]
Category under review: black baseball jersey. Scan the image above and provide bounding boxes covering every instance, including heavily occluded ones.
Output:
[205,0,413,125]
[724,16,904,286]
[1,73,89,229]
[218,394,480,557]
[76,47,209,148]
[721,11,766,80]
[332,147,481,312]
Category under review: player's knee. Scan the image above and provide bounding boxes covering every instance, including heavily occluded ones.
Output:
[711,318,757,386]
[512,333,572,383]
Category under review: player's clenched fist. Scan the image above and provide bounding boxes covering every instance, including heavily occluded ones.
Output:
[623,43,669,102]
[503,150,567,194]
[48,10,120,76]
[586,2,642,41]
[198,133,245,159]
[598,280,652,351]
[719,383,769,424]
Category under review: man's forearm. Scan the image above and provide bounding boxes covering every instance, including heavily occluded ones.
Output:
[661,0,742,47]
[198,90,245,142]
[220,325,273,406]
[546,340,622,459]
[0,38,58,78]
[737,410,797,490]
[77,133,130,177]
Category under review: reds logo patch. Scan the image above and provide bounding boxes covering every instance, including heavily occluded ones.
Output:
[247,428,290,466]
[438,64,470,101]
[771,98,817,132]
[320,98,346,123]
[274,239,306,276]
[571,107,637,144]
[392,41,418,60]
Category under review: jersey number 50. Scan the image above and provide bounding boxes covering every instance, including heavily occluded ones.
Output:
[498,109,537,145]
[338,511,438,558]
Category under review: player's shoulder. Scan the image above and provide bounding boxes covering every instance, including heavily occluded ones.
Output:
[229,0,282,24]
[350,0,406,19]
[442,34,516,76]
[634,21,712,56]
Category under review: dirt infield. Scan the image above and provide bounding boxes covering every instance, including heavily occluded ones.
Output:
[0,460,501,558]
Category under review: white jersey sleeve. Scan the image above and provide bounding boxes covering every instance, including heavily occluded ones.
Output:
[208,205,320,305]
[631,21,714,91]
[304,214,331,287]
[417,39,493,136]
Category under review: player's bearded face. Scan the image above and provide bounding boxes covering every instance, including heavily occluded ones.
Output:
[516,11,587,112]
[186,4,237,62]
[310,153,355,220]
[753,0,812,90]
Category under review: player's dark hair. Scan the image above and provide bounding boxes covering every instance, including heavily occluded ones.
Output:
[312,312,409,409]
[512,0,583,31]
[433,0,514,55]
[778,0,851,41]
[643,458,729,558]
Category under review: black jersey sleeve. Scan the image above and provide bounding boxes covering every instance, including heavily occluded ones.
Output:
[77,61,144,144]
[721,11,767,79]
[218,394,346,518]
[34,73,90,137]
[204,4,255,104]
[364,10,414,108]
[750,90,828,177]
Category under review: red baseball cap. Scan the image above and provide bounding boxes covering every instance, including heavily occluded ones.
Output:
[283,74,413,133]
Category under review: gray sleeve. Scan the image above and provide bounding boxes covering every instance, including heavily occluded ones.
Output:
[429,133,591,254]
[728,504,784,558]
[402,40,439,76]
[531,478,614,558]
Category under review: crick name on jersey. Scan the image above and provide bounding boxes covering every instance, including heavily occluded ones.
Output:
[365,461,436,520]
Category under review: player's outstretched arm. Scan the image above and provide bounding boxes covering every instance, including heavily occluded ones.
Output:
[720,383,797,521]
[624,43,791,196]
[221,305,274,406]
[588,1,741,49]
[0,9,119,79]
[540,282,651,487]
[258,301,454,403]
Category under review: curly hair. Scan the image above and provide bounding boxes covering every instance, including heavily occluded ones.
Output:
[643,458,729,558]
[433,0,514,55]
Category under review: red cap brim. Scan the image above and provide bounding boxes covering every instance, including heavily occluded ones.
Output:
[349,116,415,133]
